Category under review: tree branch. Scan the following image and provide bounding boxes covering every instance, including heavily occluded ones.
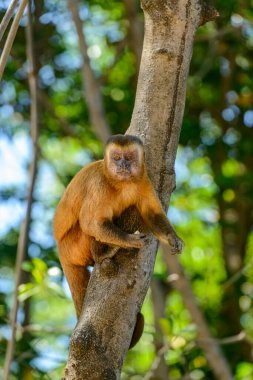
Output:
[0,0,19,42]
[123,0,143,71]
[0,0,28,81]
[67,0,111,146]
[143,341,170,380]
[163,246,233,380]
[223,256,253,291]
[218,331,247,345]
[150,278,169,379]
[3,2,39,379]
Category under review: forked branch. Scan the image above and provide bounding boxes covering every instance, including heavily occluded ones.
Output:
[0,0,28,81]
[0,0,19,42]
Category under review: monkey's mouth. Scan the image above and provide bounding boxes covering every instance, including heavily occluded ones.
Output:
[116,170,132,179]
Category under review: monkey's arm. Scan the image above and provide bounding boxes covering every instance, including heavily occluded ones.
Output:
[79,205,147,249]
[94,220,148,249]
[138,186,184,254]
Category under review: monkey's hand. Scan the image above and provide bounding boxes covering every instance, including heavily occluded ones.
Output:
[167,232,184,254]
[128,233,149,249]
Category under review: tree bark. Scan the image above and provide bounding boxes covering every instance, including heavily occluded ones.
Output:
[63,1,218,379]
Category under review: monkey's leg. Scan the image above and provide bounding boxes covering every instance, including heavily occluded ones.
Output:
[91,239,144,348]
[57,226,93,318]
[90,239,120,278]
[60,260,90,318]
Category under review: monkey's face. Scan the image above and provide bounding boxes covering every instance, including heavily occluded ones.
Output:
[105,145,144,182]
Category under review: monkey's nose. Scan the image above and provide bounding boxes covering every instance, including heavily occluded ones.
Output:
[121,160,130,171]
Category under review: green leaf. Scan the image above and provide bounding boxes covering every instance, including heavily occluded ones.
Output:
[159,318,172,337]
[235,362,253,380]
[18,283,40,302]
[31,258,48,283]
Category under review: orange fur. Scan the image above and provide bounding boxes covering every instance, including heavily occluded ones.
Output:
[53,135,183,326]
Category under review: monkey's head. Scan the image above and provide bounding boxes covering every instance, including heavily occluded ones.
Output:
[104,134,145,182]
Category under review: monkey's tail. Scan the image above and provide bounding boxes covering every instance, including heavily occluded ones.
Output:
[129,312,144,349]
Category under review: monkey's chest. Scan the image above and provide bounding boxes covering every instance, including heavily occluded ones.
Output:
[111,188,137,217]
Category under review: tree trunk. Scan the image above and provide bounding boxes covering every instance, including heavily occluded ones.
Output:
[64,1,218,379]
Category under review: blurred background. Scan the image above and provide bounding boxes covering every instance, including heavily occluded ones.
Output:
[0,0,253,379]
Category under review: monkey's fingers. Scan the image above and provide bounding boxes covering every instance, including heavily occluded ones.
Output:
[129,233,148,249]
[139,233,151,245]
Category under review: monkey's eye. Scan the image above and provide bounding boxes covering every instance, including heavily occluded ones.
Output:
[124,153,136,161]
[113,154,121,161]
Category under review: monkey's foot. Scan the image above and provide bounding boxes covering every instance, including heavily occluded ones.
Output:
[168,234,184,255]
[93,246,120,264]
[100,258,119,277]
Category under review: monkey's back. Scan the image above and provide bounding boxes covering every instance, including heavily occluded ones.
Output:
[53,160,104,241]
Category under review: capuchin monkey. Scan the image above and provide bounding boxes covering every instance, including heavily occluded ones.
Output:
[53,134,184,348]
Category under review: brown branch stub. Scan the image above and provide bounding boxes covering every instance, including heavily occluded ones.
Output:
[141,0,219,27]
[199,1,219,26]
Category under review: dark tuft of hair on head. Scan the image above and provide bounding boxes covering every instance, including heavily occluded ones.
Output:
[106,134,143,147]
